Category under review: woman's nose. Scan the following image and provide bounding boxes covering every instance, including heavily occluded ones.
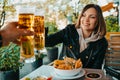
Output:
[84,17,89,22]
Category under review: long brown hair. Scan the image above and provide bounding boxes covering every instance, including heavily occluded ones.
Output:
[75,4,106,36]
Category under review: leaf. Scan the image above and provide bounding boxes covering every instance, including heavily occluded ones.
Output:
[0,43,23,71]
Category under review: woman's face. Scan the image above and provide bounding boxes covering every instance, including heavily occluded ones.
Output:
[80,8,97,32]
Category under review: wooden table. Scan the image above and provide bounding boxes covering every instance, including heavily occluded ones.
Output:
[20,65,111,80]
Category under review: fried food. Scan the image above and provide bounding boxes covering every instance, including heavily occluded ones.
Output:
[53,57,82,70]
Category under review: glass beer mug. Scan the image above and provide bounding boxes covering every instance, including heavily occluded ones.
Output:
[34,9,45,53]
[18,7,35,63]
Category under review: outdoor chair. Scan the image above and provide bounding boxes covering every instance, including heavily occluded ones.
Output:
[104,34,120,79]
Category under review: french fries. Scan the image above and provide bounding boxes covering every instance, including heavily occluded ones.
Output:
[53,57,82,70]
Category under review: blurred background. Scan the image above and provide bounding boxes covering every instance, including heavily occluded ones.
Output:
[0,0,120,32]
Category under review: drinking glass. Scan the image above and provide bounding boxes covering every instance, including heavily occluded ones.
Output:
[34,10,45,49]
[18,7,35,63]
[33,9,46,57]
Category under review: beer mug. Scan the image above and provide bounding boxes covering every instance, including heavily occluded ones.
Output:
[34,9,45,52]
[18,7,35,63]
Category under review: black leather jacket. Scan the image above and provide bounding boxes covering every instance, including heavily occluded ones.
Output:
[45,24,108,69]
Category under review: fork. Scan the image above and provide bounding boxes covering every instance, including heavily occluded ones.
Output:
[64,45,77,60]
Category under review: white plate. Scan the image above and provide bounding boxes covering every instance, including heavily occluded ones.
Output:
[21,75,48,80]
[51,69,85,79]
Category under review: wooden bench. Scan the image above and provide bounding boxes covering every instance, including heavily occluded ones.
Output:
[105,52,120,70]
[109,34,120,52]
[105,33,120,70]
[105,32,120,41]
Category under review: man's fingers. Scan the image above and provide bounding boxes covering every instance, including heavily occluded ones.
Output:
[22,30,34,36]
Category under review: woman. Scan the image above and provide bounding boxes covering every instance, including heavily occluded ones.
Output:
[45,4,108,69]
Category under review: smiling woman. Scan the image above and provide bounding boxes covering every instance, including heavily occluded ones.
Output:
[45,4,108,69]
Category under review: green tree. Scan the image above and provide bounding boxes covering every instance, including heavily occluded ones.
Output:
[105,16,119,32]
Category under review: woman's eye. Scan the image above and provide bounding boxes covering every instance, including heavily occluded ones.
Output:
[90,16,96,18]
[90,15,97,18]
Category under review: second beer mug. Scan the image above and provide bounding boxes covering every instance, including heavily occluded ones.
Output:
[34,10,45,52]
[18,7,35,63]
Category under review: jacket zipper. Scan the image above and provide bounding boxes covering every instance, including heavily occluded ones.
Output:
[84,49,93,67]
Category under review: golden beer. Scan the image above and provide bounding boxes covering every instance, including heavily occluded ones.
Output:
[34,33,45,50]
[19,13,35,58]
[34,15,45,50]
[34,16,44,33]
[19,14,34,29]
